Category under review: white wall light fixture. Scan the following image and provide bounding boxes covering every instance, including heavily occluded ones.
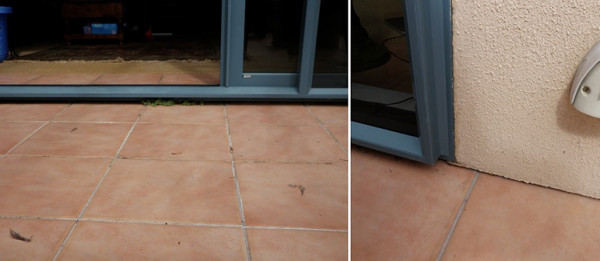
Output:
[571,41,600,118]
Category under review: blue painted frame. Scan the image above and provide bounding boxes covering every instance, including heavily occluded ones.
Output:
[0,0,347,100]
[351,0,454,164]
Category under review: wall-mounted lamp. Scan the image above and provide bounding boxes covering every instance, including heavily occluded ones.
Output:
[571,42,600,118]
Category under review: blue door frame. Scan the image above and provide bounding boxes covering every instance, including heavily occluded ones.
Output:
[0,0,347,100]
[351,0,454,164]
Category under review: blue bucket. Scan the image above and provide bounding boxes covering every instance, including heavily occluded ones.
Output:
[0,6,12,63]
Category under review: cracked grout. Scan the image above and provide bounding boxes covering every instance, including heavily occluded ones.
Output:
[51,106,147,261]
[224,104,253,261]
[435,171,480,261]
[304,104,348,154]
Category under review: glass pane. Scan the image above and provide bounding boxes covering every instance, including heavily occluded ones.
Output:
[243,0,303,73]
[0,1,221,85]
[312,0,347,87]
[351,0,418,136]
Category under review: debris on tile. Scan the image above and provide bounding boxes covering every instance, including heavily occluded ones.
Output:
[9,229,32,242]
[171,152,182,155]
[229,146,234,153]
[288,184,306,196]
[70,127,78,133]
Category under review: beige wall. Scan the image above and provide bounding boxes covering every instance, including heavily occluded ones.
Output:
[453,0,600,198]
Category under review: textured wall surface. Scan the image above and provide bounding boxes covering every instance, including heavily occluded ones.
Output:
[453,0,600,198]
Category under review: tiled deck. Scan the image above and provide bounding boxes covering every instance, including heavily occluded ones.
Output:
[0,103,347,260]
[352,146,600,260]
[0,73,220,85]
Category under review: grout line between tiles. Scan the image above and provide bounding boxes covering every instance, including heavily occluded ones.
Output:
[51,218,78,261]
[75,112,145,219]
[78,218,243,228]
[304,104,347,154]
[52,120,146,124]
[22,74,44,84]
[90,74,104,84]
[244,226,348,233]
[51,106,146,261]
[0,214,347,233]
[1,153,347,165]
[0,216,77,221]
[0,214,347,234]
[1,104,71,159]
[89,74,103,84]
[435,171,480,261]
[158,73,166,84]
[224,104,252,261]
[0,122,49,160]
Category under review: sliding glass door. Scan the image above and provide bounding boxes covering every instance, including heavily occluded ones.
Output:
[350,0,454,164]
[0,0,347,100]
[227,0,347,92]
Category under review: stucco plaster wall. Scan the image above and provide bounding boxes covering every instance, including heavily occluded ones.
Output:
[453,0,600,198]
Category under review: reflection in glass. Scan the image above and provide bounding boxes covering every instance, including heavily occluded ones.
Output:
[312,0,347,87]
[351,0,418,136]
[1,1,221,85]
[244,0,303,73]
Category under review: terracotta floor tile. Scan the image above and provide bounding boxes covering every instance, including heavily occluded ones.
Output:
[326,125,348,150]
[0,122,44,154]
[0,219,74,261]
[230,125,346,162]
[0,73,41,84]
[84,159,240,224]
[12,122,132,157]
[238,162,347,229]
[93,73,163,85]
[0,157,110,217]
[247,229,347,261]
[58,222,246,260]
[442,174,600,260]
[160,73,219,85]
[55,104,145,122]
[0,103,67,121]
[307,105,348,125]
[140,105,225,124]
[120,123,230,161]
[26,73,101,85]
[227,105,320,125]
[351,146,475,261]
